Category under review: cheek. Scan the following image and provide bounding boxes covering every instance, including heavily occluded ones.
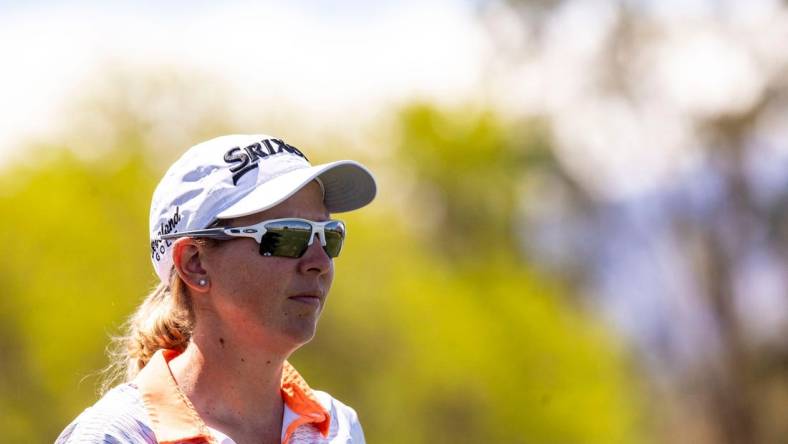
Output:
[324,263,335,287]
[241,259,298,294]
[208,249,268,296]
[235,261,286,292]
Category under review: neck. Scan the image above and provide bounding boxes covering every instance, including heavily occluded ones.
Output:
[168,326,289,442]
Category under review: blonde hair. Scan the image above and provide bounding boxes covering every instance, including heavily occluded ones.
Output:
[100,269,195,394]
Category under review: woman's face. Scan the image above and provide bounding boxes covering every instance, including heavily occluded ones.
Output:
[198,181,334,353]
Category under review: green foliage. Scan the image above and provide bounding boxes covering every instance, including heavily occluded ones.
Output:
[294,103,645,443]
[302,212,643,443]
[396,103,554,263]
[0,146,158,442]
[0,102,646,443]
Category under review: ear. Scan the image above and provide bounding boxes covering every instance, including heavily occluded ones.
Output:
[172,238,210,293]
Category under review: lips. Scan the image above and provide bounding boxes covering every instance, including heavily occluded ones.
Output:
[288,293,322,306]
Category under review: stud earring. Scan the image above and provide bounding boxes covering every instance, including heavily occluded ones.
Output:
[198,278,208,287]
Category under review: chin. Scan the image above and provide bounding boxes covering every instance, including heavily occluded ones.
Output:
[282,320,319,347]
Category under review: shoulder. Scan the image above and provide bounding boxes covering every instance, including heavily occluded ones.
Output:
[55,383,157,444]
[313,390,366,443]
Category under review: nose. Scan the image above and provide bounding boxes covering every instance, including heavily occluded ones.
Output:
[298,234,332,275]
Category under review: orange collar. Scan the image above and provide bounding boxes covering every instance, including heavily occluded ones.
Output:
[134,349,330,444]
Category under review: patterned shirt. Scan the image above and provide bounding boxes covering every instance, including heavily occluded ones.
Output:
[56,350,365,444]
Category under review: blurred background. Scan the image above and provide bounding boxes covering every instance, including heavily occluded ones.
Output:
[1,0,787,443]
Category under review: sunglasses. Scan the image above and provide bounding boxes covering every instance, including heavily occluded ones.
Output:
[160,218,346,258]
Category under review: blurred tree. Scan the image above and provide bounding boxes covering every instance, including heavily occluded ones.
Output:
[293,102,646,443]
[479,1,788,442]
[0,73,646,443]
[395,104,551,262]
[0,148,156,443]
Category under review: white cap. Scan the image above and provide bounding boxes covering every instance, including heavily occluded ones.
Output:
[149,134,377,282]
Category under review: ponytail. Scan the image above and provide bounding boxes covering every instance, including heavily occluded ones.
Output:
[100,270,194,394]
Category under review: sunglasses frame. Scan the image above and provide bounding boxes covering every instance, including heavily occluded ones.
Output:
[159,218,346,258]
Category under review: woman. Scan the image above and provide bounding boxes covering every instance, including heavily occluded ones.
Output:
[56,134,377,444]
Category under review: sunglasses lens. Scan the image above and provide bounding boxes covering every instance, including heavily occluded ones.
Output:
[323,221,345,258]
[259,220,313,257]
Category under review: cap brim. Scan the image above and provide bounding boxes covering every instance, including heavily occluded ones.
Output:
[216,160,377,219]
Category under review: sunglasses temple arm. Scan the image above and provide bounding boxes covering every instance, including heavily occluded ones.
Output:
[160,228,234,241]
